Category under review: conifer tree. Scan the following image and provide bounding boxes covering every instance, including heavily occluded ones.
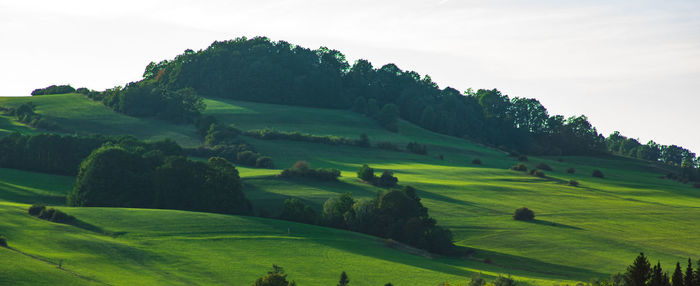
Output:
[694,259,700,286]
[650,262,664,286]
[338,271,350,286]
[686,259,694,286]
[625,253,652,286]
[673,262,685,286]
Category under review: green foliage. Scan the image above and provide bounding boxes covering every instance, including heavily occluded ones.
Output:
[279,161,341,181]
[593,170,605,178]
[376,141,400,151]
[28,204,46,216]
[513,207,535,221]
[376,170,398,188]
[351,97,367,114]
[357,164,375,182]
[0,235,6,247]
[337,271,350,286]
[536,163,552,171]
[34,208,75,223]
[256,156,275,169]
[569,180,579,187]
[244,128,369,147]
[493,275,516,286]
[472,159,482,165]
[511,164,527,172]
[672,262,683,286]
[685,259,694,286]
[406,141,427,155]
[624,253,651,286]
[98,81,205,123]
[252,265,296,286]
[279,198,317,225]
[68,142,251,215]
[530,169,546,178]
[31,85,75,95]
[469,273,485,286]
[376,103,399,132]
[567,167,576,174]
[205,123,242,146]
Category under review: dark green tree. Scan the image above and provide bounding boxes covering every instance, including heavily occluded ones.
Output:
[252,265,296,286]
[650,262,665,286]
[624,253,652,286]
[673,262,684,286]
[357,164,376,182]
[338,271,349,286]
[685,259,694,286]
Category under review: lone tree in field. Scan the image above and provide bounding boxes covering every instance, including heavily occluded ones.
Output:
[624,252,652,286]
[252,265,296,286]
[338,271,350,286]
[513,207,535,221]
[357,164,375,182]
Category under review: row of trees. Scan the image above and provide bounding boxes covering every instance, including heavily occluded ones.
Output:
[622,253,700,286]
[67,141,251,215]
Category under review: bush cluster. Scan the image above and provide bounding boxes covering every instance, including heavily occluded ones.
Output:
[31,85,75,95]
[184,145,273,169]
[357,164,398,188]
[592,169,605,178]
[406,142,428,155]
[0,102,62,131]
[518,155,528,162]
[513,207,535,221]
[569,180,579,187]
[322,187,455,255]
[244,129,370,148]
[536,163,553,171]
[472,159,482,165]
[530,169,546,178]
[28,205,75,223]
[376,141,401,151]
[567,167,575,174]
[511,164,527,172]
[67,143,252,215]
[279,198,317,224]
[278,161,341,181]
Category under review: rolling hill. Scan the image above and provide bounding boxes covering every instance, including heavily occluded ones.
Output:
[0,93,698,285]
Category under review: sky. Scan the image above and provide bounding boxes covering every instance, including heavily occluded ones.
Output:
[1,0,698,152]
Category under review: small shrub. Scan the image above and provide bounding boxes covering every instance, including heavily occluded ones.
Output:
[472,159,482,165]
[376,170,398,187]
[357,164,375,182]
[529,169,545,178]
[567,167,575,174]
[406,141,427,155]
[536,163,552,171]
[513,207,535,221]
[0,236,6,247]
[569,180,579,187]
[28,204,46,216]
[592,169,605,178]
[518,155,528,162]
[255,156,275,169]
[693,183,700,188]
[511,164,527,172]
[493,275,517,286]
[236,150,259,166]
[37,208,75,223]
[376,141,401,151]
[279,161,340,181]
[469,273,486,286]
[438,154,444,160]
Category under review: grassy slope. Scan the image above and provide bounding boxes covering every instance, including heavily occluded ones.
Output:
[0,94,200,146]
[0,96,698,284]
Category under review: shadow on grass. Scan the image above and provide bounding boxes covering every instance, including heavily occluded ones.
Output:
[527,219,582,230]
[67,219,127,237]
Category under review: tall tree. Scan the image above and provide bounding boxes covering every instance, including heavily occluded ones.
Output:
[686,259,695,286]
[673,262,684,286]
[338,271,350,286]
[650,262,665,286]
[625,253,652,286]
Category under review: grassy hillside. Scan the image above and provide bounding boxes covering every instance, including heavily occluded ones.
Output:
[1,95,699,285]
[0,94,200,146]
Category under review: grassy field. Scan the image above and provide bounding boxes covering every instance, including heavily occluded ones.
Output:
[1,95,699,285]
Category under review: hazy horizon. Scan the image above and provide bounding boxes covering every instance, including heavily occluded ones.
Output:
[1,0,698,153]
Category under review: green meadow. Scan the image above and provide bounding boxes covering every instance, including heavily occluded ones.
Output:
[1,94,699,285]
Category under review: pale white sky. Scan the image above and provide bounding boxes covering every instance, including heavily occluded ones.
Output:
[1,0,698,152]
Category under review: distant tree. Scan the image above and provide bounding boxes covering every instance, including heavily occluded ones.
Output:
[280,198,317,224]
[624,253,652,286]
[672,262,684,286]
[358,133,370,148]
[255,156,275,169]
[357,164,375,182]
[493,275,516,286]
[252,265,296,286]
[592,170,605,178]
[469,273,486,286]
[694,259,700,286]
[685,259,694,286]
[513,207,535,221]
[338,271,350,286]
[367,98,379,117]
[376,170,398,187]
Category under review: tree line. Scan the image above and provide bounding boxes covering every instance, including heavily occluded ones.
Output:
[609,253,700,286]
